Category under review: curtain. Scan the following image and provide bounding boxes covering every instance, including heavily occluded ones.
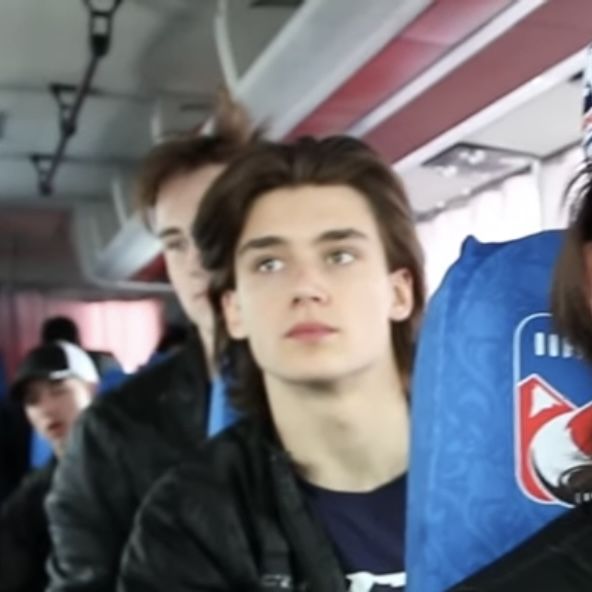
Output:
[416,146,582,295]
[0,290,163,383]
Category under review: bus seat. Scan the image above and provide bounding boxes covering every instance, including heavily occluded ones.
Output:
[406,230,592,591]
[30,430,52,468]
[97,368,129,395]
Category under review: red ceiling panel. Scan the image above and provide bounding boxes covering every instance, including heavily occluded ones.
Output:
[290,38,445,138]
[286,0,516,139]
[363,1,592,163]
[404,0,514,45]
[528,0,592,32]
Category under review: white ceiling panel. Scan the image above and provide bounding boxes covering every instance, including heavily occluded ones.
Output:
[467,78,582,158]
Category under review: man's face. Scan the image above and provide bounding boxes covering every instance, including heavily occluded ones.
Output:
[22,377,94,454]
[222,184,414,386]
[154,165,225,329]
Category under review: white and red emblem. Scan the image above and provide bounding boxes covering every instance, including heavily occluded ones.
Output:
[516,374,592,505]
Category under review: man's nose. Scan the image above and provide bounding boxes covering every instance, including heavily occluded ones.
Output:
[36,393,60,418]
[290,264,330,306]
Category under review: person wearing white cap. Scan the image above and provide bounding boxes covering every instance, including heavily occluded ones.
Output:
[0,341,98,592]
[10,340,98,457]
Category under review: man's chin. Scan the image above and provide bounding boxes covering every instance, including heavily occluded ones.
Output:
[279,369,347,390]
[271,359,374,391]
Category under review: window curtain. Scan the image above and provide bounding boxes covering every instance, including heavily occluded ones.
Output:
[0,290,163,384]
[416,146,582,294]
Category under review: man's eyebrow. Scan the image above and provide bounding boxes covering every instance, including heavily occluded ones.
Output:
[236,228,368,257]
[315,228,369,243]
[156,227,182,240]
[237,236,287,257]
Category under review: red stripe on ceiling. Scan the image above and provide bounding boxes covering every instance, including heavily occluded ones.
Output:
[529,0,592,32]
[286,0,515,139]
[404,0,513,45]
[290,38,445,138]
[363,0,592,163]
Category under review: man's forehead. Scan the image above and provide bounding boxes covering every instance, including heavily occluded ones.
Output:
[154,165,226,220]
[153,190,200,234]
[241,184,376,233]
[238,211,378,250]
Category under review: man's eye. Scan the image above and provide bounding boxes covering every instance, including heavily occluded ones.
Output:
[164,239,187,253]
[327,250,356,265]
[256,258,284,273]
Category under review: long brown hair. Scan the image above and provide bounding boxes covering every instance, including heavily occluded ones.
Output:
[193,136,426,416]
[134,87,258,226]
[552,162,592,501]
[552,163,592,361]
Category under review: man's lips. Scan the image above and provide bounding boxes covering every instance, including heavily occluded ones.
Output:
[285,322,338,340]
[45,421,66,437]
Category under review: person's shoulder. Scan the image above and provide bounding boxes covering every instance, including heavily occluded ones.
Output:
[1,462,54,518]
[150,420,264,505]
[61,359,172,461]
[122,423,266,591]
[83,343,202,431]
[104,349,181,404]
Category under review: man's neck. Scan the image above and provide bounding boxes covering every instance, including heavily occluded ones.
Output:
[266,359,409,492]
[53,442,64,459]
[195,324,215,379]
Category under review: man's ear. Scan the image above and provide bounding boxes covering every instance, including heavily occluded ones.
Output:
[388,269,414,322]
[221,290,247,339]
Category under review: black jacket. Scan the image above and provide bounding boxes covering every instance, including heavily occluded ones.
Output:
[448,503,592,591]
[0,398,31,505]
[46,338,210,592]
[119,420,348,592]
[0,461,55,592]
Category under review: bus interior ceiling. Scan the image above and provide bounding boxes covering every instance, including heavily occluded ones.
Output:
[0,0,590,298]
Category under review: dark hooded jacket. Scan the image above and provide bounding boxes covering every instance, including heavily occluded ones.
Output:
[46,337,210,592]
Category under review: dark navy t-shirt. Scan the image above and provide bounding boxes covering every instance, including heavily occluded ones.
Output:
[300,475,406,592]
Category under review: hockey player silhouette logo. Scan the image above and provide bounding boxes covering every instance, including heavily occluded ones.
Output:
[515,314,592,506]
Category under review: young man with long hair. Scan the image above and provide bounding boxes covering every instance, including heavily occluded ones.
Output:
[120,136,426,592]
[45,92,256,592]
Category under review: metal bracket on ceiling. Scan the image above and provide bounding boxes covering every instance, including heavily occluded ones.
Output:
[30,0,124,197]
[30,154,53,196]
[83,0,123,58]
[50,83,78,137]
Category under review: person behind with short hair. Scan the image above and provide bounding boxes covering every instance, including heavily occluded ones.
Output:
[41,317,81,346]
[120,135,426,592]
[40,315,123,378]
[0,341,97,592]
[45,91,257,592]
